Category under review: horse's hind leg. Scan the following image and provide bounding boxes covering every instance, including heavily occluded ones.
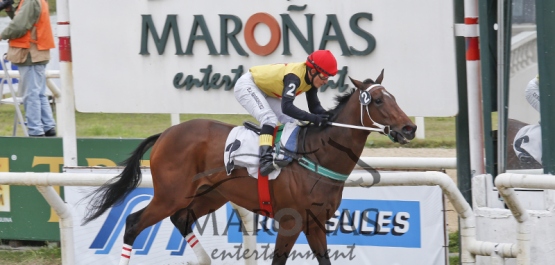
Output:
[118,196,182,265]
[170,191,229,265]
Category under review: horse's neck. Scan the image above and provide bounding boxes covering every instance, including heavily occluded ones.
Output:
[327,122,370,157]
[304,101,370,175]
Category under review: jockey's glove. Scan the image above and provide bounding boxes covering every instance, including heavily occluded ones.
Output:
[310,114,329,127]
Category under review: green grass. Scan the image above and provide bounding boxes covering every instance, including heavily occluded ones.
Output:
[449,231,460,264]
[0,105,458,148]
[0,0,57,17]
[0,247,61,265]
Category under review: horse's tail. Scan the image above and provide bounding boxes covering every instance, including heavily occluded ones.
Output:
[82,133,162,224]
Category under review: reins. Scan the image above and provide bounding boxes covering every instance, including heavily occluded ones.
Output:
[293,84,397,181]
[328,84,390,135]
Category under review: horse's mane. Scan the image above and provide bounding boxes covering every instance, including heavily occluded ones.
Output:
[326,78,375,121]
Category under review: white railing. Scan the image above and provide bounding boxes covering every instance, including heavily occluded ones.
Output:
[0,70,61,98]
[357,157,456,170]
[0,170,519,265]
[494,173,555,265]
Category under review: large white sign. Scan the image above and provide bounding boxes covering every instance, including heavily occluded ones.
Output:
[70,0,457,116]
[67,185,445,265]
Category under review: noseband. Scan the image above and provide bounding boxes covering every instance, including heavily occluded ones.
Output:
[328,84,391,135]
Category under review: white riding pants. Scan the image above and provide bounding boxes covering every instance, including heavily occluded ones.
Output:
[234,72,295,127]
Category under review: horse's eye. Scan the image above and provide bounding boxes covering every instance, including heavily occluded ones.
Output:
[375,98,383,104]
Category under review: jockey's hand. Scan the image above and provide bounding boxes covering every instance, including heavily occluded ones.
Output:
[324,110,335,120]
[311,114,329,127]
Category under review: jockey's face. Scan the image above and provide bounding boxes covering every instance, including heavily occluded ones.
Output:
[310,69,329,88]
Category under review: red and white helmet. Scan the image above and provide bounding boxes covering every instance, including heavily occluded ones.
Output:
[306,50,338,77]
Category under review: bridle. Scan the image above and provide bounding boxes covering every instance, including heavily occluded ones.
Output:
[328,84,391,135]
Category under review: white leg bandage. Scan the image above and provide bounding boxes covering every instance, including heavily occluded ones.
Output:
[185,233,211,264]
[118,244,132,265]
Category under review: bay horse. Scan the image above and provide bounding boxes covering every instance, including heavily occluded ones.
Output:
[83,70,417,265]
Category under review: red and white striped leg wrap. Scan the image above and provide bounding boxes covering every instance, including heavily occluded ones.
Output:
[118,244,132,265]
[186,233,200,248]
[185,233,211,264]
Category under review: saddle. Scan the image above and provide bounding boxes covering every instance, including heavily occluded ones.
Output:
[224,121,301,217]
[224,122,300,179]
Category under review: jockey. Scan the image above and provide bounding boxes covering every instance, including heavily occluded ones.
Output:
[514,75,543,165]
[234,50,338,176]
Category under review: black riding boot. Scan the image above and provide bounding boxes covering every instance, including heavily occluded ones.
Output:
[259,124,275,176]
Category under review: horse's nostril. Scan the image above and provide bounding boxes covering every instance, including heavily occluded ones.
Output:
[403,125,415,134]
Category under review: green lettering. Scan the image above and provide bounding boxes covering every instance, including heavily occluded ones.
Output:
[199,65,213,90]
[173,65,244,91]
[349,13,376,55]
[319,15,351,56]
[140,15,184,55]
[219,15,248,56]
[173,73,201,90]
[185,15,218,55]
[209,73,222,89]
[280,14,314,55]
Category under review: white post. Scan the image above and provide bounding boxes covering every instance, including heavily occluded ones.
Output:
[36,186,74,265]
[495,173,547,265]
[56,0,77,167]
[55,0,77,264]
[464,0,485,176]
[415,116,425,139]
[171,113,180,126]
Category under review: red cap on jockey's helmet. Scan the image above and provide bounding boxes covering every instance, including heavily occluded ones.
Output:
[306,50,338,77]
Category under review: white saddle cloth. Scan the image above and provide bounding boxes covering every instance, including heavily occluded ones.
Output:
[513,123,542,165]
[224,122,300,180]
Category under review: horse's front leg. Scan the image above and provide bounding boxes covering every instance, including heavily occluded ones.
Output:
[304,222,331,265]
[272,217,302,265]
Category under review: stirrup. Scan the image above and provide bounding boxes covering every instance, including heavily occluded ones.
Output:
[259,155,275,176]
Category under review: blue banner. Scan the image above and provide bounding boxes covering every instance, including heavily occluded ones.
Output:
[226,199,421,248]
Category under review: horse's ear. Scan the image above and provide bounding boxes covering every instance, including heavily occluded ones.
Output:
[349,77,364,90]
[375,69,384,84]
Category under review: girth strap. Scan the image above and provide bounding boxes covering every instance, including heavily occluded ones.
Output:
[257,171,273,217]
[256,125,284,218]
[296,125,349,182]
[298,156,349,181]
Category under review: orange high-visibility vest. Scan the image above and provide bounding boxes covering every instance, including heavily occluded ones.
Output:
[9,0,55,50]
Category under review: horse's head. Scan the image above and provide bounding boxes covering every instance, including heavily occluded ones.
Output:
[348,70,416,144]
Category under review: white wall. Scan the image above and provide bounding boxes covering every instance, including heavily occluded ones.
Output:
[69,0,458,116]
